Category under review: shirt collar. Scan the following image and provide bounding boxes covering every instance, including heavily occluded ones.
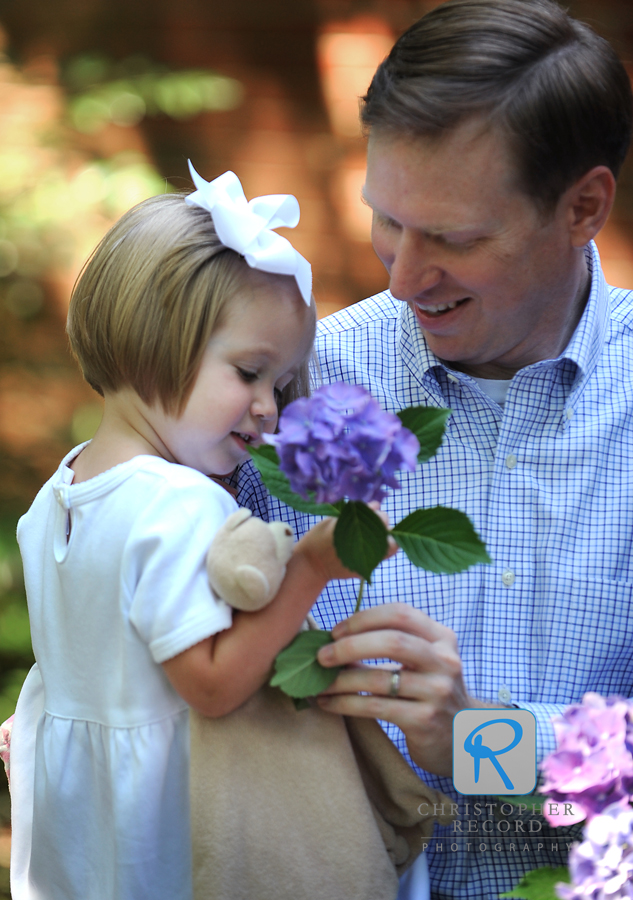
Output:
[396,298,443,386]
[396,240,610,387]
[556,241,610,382]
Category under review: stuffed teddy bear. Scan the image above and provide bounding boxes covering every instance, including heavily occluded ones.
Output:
[195,507,454,900]
[206,508,294,612]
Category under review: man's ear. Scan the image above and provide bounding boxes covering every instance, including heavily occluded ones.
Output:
[566,166,616,247]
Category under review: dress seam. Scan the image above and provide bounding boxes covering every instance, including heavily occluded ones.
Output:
[41,706,188,729]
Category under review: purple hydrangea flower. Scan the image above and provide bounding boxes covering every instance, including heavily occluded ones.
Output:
[542,694,633,825]
[266,383,420,504]
[555,803,633,899]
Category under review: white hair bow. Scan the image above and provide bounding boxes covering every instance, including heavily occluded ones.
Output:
[185,162,312,305]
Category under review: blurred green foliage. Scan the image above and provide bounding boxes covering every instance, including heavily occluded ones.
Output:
[0,51,243,323]
[71,402,104,445]
[0,513,33,725]
[62,53,243,133]
[0,152,170,307]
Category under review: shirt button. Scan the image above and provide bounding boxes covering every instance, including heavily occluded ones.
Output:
[502,569,515,587]
[566,409,573,420]
[498,686,512,704]
[447,373,459,383]
[505,453,517,469]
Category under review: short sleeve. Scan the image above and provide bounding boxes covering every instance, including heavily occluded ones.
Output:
[125,474,236,663]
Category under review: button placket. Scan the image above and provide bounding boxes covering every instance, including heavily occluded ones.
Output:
[501,569,515,587]
[498,685,512,704]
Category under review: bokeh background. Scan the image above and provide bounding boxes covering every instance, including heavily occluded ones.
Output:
[0,0,632,890]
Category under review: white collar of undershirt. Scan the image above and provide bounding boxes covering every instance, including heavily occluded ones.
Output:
[470,375,512,407]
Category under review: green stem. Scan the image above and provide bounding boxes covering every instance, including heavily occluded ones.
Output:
[353,578,366,614]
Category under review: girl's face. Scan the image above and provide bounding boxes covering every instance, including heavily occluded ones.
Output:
[149,273,314,477]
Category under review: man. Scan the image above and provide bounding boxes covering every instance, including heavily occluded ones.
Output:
[237,0,633,896]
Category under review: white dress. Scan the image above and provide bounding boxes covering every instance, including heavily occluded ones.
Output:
[10,446,236,900]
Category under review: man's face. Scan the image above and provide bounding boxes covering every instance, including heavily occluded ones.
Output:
[363,121,589,378]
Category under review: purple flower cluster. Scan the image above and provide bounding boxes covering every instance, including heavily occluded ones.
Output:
[542,694,633,825]
[556,804,633,899]
[538,695,633,899]
[267,383,420,505]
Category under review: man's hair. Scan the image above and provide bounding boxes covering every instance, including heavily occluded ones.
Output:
[361,0,633,212]
[67,193,313,415]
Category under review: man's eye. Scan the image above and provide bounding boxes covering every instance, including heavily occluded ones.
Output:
[376,213,399,229]
[237,368,257,382]
[436,234,480,250]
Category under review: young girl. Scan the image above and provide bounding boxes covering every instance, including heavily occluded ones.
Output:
[8,168,446,900]
[7,167,364,900]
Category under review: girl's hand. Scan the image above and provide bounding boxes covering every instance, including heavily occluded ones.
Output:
[296,506,398,583]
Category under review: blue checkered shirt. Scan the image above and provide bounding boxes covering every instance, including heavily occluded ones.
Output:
[236,242,633,899]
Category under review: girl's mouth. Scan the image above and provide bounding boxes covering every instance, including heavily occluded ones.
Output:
[231,432,254,451]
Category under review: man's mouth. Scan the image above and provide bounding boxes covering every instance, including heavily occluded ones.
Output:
[414,298,469,318]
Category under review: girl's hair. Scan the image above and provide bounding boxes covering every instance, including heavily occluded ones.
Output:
[67,192,315,415]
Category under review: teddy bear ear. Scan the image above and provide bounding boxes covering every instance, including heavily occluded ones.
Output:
[231,565,273,611]
[222,508,252,532]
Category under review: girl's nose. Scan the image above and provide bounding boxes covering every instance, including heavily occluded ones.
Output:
[252,387,278,422]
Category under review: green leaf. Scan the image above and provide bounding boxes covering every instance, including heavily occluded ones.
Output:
[248,444,340,516]
[495,795,541,809]
[499,866,570,900]
[270,630,341,698]
[333,501,388,583]
[397,406,451,463]
[391,506,491,574]
[293,697,311,711]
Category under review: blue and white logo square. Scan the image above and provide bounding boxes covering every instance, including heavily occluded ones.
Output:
[453,709,537,795]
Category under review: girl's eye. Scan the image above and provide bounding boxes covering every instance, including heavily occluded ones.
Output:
[237,368,257,383]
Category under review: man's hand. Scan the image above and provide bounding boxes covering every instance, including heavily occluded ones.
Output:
[315,603,491,777]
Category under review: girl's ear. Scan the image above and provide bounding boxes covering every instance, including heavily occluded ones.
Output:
[566,166,616,248]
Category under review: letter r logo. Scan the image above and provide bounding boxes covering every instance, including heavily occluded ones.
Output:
[453,709,537,795]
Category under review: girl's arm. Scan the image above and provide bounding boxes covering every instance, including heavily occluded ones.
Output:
[162,517,388,717]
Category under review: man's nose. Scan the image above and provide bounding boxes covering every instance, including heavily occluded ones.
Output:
[388,234,443,301]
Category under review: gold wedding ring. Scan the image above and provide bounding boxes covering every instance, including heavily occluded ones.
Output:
[388,670,401,698]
